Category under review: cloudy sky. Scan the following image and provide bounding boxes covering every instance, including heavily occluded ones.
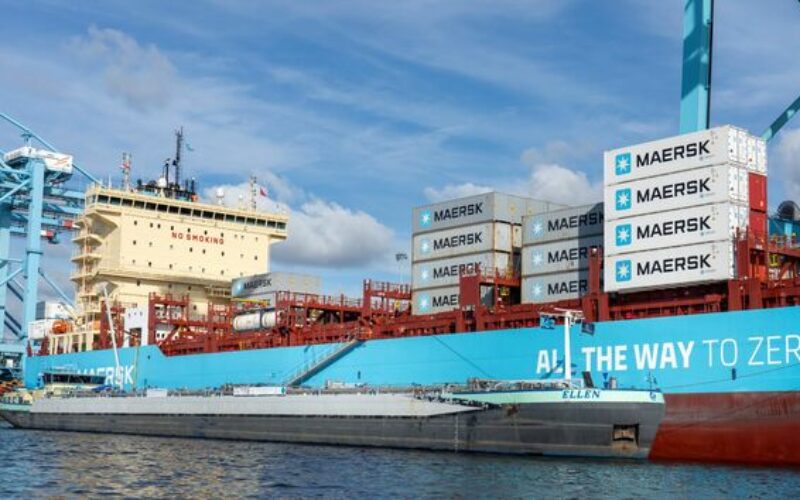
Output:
[2,1,800,312]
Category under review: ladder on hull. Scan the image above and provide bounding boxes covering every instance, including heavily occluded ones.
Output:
[283,337,362,387]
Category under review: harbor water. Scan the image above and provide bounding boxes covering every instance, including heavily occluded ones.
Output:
[2,422,798,498]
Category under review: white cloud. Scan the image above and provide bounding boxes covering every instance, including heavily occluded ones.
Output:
[203,181,395,268]
[423,182,493,203]
[525,163,601,206]
[69,26,176,111]
[273,199,395,268]
[423,149,603,206]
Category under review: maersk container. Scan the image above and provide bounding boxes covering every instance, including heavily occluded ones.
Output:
[521,235,603,276]
[604,164,745,221]
[35,301,71,320]
[740,130,768,175]
[412,221,514,262]
[232,272,321,299]
[604,202,748,256]
[412,192,564,234]
[521,270,590,304]
[522,203,603,245]
[411,286,493,315]
[412,251,513,290]
[749,172,767,212]
[604,241,735,293]
[604,125,756,186]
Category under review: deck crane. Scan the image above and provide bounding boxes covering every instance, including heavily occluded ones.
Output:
[0,112,99,366]
[681,0,800,140]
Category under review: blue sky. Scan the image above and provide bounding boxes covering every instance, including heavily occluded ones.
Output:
[2,0,800,304]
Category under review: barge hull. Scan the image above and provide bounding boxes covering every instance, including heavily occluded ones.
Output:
[1,400,662,459]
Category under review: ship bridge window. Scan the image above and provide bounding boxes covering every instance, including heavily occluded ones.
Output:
[268,220,276,228]
[257,219,266,227]
[203,211,213,219]
[236,216,245,224]
[277,222,286,230]
[215,213,224,221]
[169,206,179,214]
[134,201,145,209]
[225,214,235,222]
[122,198,133,207]
[146,203,156,210]
[98,195,109,203]
[180,207,191,216]
[157,205,167,213]
[110,197,121,205]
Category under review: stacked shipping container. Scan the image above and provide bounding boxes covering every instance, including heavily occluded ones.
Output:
[520,203,604,303]
[603,125,767,293]
[410,193,562,314]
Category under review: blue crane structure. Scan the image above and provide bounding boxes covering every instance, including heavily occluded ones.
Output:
[0,113,99,363]
[680,0,800,139]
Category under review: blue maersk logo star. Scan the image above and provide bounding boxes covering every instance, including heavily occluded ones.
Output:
[615,152,631,176]
[531,251,544,267]
[417,294,431,312]
[419,209,432,228]
[615,223,632,246]
[615,188,632,211]
[420,268,430,281]
[531,282,543,298]
[530,218,543,239]
[419,238,431,254]
[615,259,632,282]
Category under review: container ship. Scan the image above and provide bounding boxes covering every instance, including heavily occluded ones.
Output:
[3,122,797,466]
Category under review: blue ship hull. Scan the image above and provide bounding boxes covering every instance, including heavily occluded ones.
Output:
[26,305,800,394]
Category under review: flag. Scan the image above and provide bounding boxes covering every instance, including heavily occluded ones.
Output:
[185,143,195,152]
[259,185,268,197]
[395,253,408,262]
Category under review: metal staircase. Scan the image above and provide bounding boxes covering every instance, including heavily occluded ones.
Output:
[283,336,362,387]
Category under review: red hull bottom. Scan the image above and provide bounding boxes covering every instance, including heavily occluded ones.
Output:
[651,392,800,466]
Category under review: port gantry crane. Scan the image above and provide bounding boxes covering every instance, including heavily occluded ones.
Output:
[680,0,800,139]
[0,113,99,367]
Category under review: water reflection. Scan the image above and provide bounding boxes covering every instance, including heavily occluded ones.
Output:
[1,423,799,498]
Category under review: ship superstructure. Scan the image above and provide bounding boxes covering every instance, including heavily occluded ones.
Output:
[50,136,288,354]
